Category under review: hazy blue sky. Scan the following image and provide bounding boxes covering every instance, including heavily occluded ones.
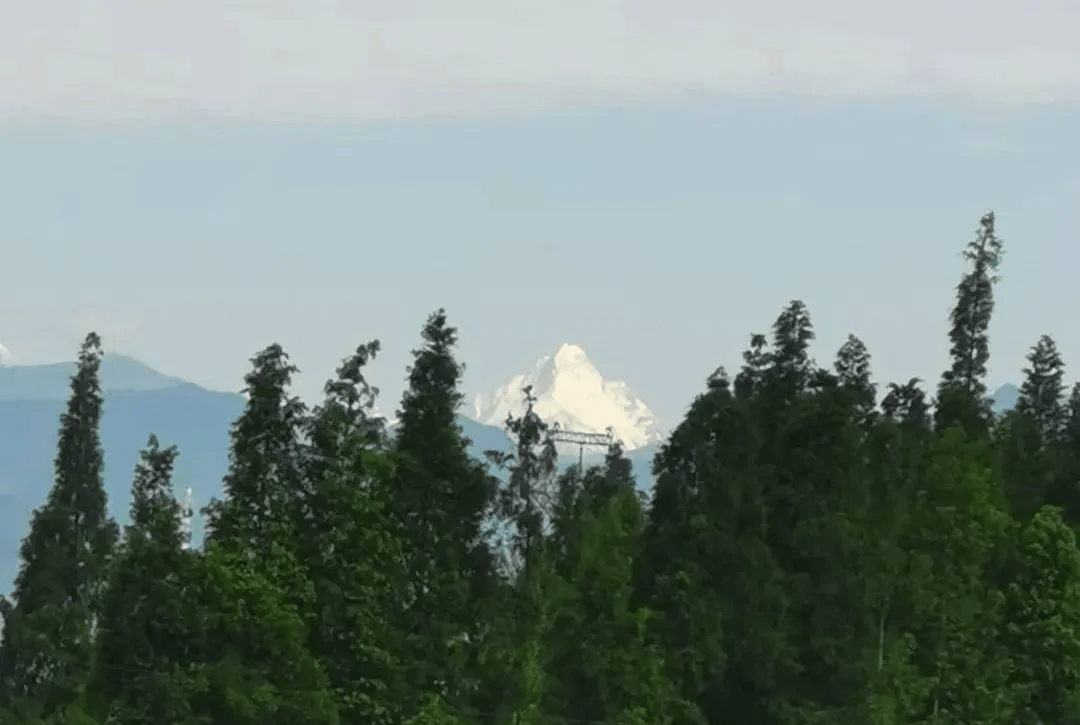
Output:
[3,1,1080,429]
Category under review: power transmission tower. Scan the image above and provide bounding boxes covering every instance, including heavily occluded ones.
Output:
[548,422,614,473]
[180,486,195,550]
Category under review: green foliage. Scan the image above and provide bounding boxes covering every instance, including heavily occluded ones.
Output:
[391,310,501,720]
[302,340,407,725]
[10,210,1080,725]
[936,211,1004,434]
[1002,506,1080,724]
[89,434,198,725]
[0,332,119,718]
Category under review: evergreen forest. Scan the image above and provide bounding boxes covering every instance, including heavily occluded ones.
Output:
[6,211,1080,725]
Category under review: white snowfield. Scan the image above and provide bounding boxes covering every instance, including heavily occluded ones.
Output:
[473,343,663,452]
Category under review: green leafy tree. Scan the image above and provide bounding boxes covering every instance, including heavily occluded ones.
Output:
[1002,505,1080,725]
[182,543,338,725]
[546,444,696,725]
[901,431,1014,724]
[0,333,120,719]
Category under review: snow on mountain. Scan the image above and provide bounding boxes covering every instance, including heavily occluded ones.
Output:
[472,343,663,451]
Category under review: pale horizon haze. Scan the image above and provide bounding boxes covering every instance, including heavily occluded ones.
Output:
[3,1,1080,428]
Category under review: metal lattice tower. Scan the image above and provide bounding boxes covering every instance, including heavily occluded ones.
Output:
[548,423,614,472]
[180,486,195,550]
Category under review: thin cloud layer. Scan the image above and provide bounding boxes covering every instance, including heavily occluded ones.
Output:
[2,0,1079,121]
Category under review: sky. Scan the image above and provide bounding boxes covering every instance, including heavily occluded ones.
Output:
[3,0,1080,429]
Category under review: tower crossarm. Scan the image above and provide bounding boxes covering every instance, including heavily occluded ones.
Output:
[548,429,613,448]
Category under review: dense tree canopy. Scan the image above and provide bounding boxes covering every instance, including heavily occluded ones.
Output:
[4,211,1080,725]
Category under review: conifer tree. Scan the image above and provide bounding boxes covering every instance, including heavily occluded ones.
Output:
[640,359,771,724]
[484,387,560,725]
[881,378,931,430]
[497,385,557,582]
[834,334,876,419]
[1054,383,1080,525]
[392,309,499,718]
[936,211,1004,435]
[0,332,119,719]
[202,343,310,609]
[1015,335,1066,442]
[766,300,816,403]
[301,341,408,725]
[734,335,770,401]
[1001,335,1066,519]
[204,343,307,552]
[90,435,200,724]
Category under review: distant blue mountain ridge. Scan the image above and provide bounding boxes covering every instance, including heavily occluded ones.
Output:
[0,353,190,401]
[0,354,1019,597]
[0,354,656,596]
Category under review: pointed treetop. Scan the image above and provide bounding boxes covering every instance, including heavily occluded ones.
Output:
[128,434,181,532]
[80,331,103,358]
[834,334,876,412]
[937,211,1005,433]
[1016,335,1066,443]
[962,212,1005,277]
[398,309,465,436]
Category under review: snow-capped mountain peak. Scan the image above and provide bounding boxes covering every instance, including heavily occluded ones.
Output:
[472,343,662,451]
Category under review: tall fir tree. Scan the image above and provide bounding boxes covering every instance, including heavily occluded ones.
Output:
[936,211,1005,435]
[496,385,558,583]
[392,309,499,720]
[1055,383,1080,526]
[202,343,310,605]
[89,435,200,725]
[641,357,773,725]
[489,386,559,725]
[834,334,876,420]
[1015,335,1066,442]
[765,300,816,404]
[0,332,119,719]
[301,340,408,725]
[1000,335,1066,519]
[881,378,931,431]
[196,344,337,725]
